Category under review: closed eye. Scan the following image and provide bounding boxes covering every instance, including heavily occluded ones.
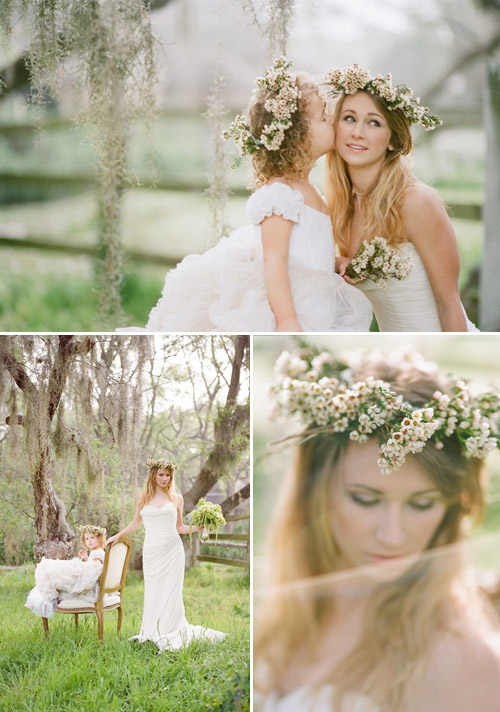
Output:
[349,492,380,507]
[408,499,438,511]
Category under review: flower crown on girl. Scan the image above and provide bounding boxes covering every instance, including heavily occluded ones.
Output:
[146,457,179,471]
[270,346,500,475]
[78,524,107,540]
[323,64,442,131]
[223,56,301,157]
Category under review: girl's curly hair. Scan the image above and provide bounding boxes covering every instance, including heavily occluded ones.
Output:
[249,74,319,187]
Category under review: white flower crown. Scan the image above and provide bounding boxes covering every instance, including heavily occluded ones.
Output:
[79,524,107,539]
[270,347,500,474]
[324,64,442,131]
[146,457,179,471]
[223,56,301,159]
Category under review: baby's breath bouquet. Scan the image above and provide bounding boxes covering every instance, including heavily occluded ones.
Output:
[345,236,412,288]
[190,498,226,542]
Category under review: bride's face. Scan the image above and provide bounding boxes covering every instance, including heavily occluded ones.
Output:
[156,468,172,490]
[335,91,393,170]
[329,439,446,580]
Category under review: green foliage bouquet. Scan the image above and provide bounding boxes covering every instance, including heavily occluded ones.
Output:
[190,498,226,542]
[345,236,412,287]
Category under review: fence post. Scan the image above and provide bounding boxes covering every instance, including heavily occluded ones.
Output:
[480,62,500,330]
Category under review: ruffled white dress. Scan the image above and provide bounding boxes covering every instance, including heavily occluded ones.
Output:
[118,183,372,332]
[354,242,479,332]
[256,685,379,712]
[25,548,104,618]
[130,500,226,651]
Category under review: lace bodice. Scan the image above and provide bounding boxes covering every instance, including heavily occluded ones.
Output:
[247,183,335,275]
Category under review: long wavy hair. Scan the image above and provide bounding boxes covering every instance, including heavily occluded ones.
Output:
[254,360,493,711]
[249,73,319,187]
[325,91,418,255]
[138,464,177,511]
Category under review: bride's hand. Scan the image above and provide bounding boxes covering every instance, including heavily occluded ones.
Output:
[105,534,120,548]
[335,256,355,284]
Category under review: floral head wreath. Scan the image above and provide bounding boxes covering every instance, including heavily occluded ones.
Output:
[223,56,301,159]
[270,346,500,474]
[324,64,442,131]
[146,457,179,472]
[78,524,107,540]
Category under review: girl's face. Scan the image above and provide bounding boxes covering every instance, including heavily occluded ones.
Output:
[307,92,335,160]
[156,468,172,490]
[84,532,100,551]
[335,91,393,171]
[330,439,446,580]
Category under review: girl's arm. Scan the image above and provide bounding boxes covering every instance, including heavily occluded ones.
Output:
[403,185,467,332]
[106,495,143,547]
[261,214,303,332]
[175,494,202,535]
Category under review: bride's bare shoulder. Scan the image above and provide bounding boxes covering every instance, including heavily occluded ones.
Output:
[406,633,500,712]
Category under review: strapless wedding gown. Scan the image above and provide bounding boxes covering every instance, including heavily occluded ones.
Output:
[131,501,226,651]
[256,684,379,711]
[354,242,479,332]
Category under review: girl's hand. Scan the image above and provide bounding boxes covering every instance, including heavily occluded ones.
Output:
[105,534,120,548]
[78,549,88,561]
[276,317,303,332]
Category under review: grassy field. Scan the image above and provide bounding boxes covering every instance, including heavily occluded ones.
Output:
[0,564,249,712]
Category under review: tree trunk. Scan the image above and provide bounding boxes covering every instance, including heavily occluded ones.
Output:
[479,62,500,330]
[1,336,93,559]
[182,336,250,512]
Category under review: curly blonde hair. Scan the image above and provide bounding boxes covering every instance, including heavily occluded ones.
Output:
[249,74,319,187]
[325,90,419,255]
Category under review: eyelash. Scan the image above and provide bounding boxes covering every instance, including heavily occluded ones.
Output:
[343,115,381,127]
[349,493,436,511]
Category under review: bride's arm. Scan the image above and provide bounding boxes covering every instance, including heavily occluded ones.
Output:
[402,184,467,332]
[106,495,143,547]
[175,494,202,534]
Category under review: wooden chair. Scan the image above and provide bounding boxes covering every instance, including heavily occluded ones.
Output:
[42,536,132,641]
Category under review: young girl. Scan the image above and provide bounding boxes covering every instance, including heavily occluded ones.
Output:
[118,57,372,333]
[324,65,478,332]
[106,457,225,650]
[254,342,500,711]
[25,524,107,618]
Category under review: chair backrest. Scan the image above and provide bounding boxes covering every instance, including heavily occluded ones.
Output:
[100,537,132,593]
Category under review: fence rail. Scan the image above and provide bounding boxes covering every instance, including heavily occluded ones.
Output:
[194,532,249,569]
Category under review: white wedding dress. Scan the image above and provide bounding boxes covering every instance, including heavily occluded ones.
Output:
[256,684,379,712]
[354,242,478,332]
[117,182,372,333]
[130,500,226,651]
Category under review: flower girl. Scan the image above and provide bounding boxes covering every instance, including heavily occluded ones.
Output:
[25,524,106,618]
[118,57,372,333]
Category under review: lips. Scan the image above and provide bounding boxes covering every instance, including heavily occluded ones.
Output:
[346,143,367,152]
[368,554,405,564]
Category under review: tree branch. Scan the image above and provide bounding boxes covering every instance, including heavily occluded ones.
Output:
[220,483,250,516]
[0,336,37,399]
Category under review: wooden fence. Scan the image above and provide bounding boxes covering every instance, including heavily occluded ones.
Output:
[193,513,250,569]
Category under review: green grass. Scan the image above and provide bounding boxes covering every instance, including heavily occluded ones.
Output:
[0,564,249,712]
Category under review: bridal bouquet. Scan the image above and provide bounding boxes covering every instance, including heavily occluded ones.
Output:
[344,236,412,288]
[190,498,226,542]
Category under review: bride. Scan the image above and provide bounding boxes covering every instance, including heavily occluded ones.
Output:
[324,65,478,332]
[254,344,500,711]
[106,458,226,651]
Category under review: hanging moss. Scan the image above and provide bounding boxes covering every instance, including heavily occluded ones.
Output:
[5,1,159,326]
[204,48,231,250]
